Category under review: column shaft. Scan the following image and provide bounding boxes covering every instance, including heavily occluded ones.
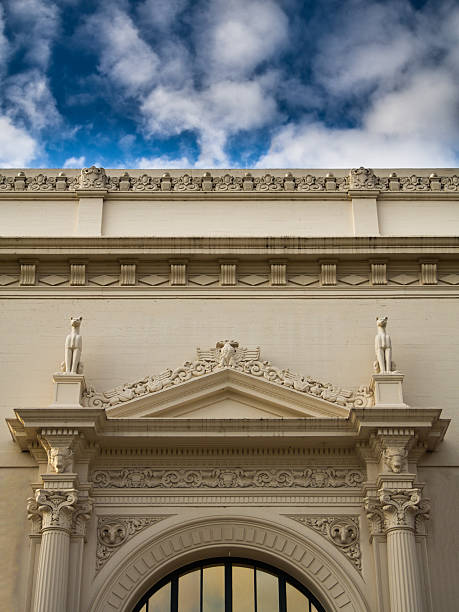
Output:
[33,528,70,612]
[387,528,424,612]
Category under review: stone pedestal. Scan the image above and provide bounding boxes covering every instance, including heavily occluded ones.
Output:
[51,373,85,408]
[371,373,407,407]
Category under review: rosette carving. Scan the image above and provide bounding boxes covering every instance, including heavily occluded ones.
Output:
[82,341,372,409]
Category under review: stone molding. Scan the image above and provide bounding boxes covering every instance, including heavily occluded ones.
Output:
[91,467,365,489]
[82,341,372,409]
[1,166,458,193]
[89,516,369,612]
[286,515,361,571]
[96,515,170,571]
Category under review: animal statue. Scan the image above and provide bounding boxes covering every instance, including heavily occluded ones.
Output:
[62,316,83,374]
[216,340,239,367]
[374,316,395,374]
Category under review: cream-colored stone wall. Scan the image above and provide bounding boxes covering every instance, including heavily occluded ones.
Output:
[1,166,458,612]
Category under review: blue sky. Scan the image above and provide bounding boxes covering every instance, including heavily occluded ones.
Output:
[0,0,458,169]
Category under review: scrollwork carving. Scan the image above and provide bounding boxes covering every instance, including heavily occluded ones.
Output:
[78,166,107,190]
[96,515,169,570]
[91,467,365,489]
[82,341,372,409]
[286,514,361,571]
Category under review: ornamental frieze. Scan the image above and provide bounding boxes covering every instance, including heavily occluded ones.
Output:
[0,167,458,192]
[286,514,361,571]
[82,341,373,409]
[91,467,365,489]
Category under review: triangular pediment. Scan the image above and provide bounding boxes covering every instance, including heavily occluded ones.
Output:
[82,341,373,419]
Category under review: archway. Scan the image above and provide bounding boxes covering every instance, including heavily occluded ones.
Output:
[89,516,369,612]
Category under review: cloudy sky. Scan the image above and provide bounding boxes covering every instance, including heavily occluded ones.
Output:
[0,0,458,169]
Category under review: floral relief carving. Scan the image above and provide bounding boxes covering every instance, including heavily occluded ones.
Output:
[286,515,361,571]
[365,488,429,533]
[91,467,365,489]
[96,515,170,570]
[1,168,457,192]
[82,341,372,409]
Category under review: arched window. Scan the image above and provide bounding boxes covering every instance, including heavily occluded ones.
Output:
[133,558,326,612]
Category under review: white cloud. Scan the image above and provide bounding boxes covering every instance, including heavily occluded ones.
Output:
[200,0,289,79]
[5,70,60,129]
[0,115,38,167]
[85,8,160,91]
[137,154,193,169]
[137,0,187,31]
[141,79,278,165]
[6,0,60,70]
[63,156,86,168]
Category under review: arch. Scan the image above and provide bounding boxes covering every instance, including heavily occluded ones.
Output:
[89,515,370,612]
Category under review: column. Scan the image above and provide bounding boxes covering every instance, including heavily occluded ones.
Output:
[32,489,78,612]
[379,488,428,612]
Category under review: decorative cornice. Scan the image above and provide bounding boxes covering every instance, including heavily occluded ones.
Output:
[96,514,170,571]
[91,467,365,489]
[1,167,458,194]
[286,514,361,571]
[82,341,372,409]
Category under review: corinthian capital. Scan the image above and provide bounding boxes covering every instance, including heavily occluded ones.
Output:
[35,489,78,531]
[379,488,421,530]
[72,497,93,537]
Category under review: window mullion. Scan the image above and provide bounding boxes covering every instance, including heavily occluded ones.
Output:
[171,576,178,612]
[225,560,232,612]
[279,575,286,612]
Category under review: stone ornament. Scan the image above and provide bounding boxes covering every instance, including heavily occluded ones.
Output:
[72,498,93,537]
[286,514,361,571]
[83,341,372,409]
[48,446,74,473]
[96,515,169,570]
[1,167,458,192]
[365,488,430,533]
[91,467,365,489]
[374,316,397,374]
[62,316,83,374]
[78,165,107,190]
[383,447,408,473]
[33,489,78,531]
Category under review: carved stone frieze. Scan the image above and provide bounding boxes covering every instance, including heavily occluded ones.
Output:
[286,514,361,571]
[1,168,457,192]
[91,467,365,489]
[82,342,372,409]
[34,489,78,531]
[96,515,170,570]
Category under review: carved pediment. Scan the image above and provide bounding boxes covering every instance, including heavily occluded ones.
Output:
[82,341,373,419]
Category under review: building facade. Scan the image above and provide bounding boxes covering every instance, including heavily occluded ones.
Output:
[1,166,458,612]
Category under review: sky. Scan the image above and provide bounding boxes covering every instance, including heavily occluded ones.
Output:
[0,0,458,169]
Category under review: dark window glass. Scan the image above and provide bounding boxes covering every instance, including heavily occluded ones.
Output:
[133,558,326,612]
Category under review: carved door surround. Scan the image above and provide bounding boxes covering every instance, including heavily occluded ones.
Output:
[7,344,449,612]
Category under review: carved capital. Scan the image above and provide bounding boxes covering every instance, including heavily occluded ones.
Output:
[27,497,43,535]
[35,489,78,531]
[364,495,386,537]
[380,488,421,530]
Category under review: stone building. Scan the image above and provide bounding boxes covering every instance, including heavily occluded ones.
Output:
[1,166,458,612]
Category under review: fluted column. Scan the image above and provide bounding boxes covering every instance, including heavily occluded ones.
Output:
[32,489,78,612]
[379,488,427,612]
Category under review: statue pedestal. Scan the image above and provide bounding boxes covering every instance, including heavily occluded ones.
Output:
[371,374,407,408]
[51,373,85,408]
